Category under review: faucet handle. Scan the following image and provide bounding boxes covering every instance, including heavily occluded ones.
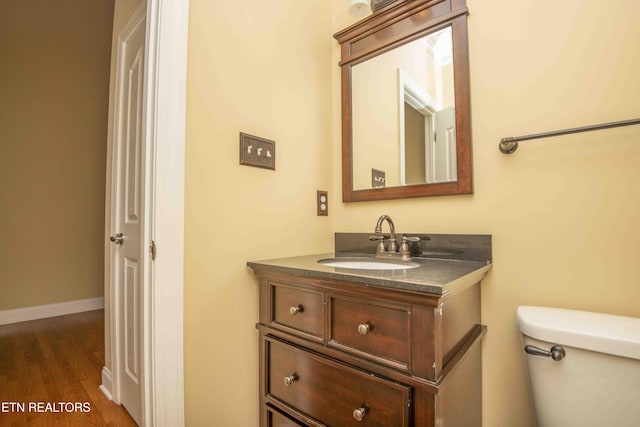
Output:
[399,235,421,257]
[369,235,387,254]
[401,236,423,257]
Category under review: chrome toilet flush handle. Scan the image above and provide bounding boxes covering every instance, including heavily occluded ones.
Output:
[525,345,566,361]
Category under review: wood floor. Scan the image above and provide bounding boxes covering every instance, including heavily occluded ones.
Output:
[0,310,137,427]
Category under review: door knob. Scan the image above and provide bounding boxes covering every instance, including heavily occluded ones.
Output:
[110,233,124,245]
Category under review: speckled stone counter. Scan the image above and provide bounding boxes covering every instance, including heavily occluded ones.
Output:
[247,253,491,296]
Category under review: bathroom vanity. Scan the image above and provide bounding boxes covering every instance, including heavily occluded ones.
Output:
[249,0,487,421]
[248,233,491,426]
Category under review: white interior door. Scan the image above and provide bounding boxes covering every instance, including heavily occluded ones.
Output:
[434,106,457,182]
[102,0,187,425]
[111,7,146,426]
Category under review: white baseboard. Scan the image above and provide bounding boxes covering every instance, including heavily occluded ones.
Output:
[0,297,105,326]
[100,367,114,401]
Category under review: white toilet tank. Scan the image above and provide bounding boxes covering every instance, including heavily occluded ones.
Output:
[517,306,640,427]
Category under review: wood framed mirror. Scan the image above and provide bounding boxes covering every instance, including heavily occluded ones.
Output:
[335,0,472,202]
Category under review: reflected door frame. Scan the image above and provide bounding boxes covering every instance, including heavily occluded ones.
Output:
[398,69,437,185]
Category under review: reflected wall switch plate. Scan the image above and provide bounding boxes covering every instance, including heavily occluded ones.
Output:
[317,191,328,216]
[372,168,386,188]
[239,132,275,170]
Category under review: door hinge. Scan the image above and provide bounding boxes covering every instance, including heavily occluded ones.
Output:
[150,240,157,260]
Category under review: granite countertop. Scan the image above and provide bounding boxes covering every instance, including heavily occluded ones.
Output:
[247,253,491,296]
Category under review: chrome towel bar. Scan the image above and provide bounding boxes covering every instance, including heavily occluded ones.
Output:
[499,117,640,154]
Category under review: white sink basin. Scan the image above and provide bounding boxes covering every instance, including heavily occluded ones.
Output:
[318,257,420,270]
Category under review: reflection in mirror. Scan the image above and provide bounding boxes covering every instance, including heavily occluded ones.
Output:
[352,27,455,191]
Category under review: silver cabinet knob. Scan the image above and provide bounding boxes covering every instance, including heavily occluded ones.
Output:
[353,407,367,422]
[289,305,303,316]
[283,374,297,386]
[357,323,370,335]
[109,233,124,245]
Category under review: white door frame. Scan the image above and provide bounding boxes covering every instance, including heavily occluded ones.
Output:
[397,69,437,185]
[105,0,188,426]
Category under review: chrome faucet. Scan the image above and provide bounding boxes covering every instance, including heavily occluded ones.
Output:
[370,215,419,261]
[375,214,397,252]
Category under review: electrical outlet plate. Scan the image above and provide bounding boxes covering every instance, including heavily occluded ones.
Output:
[239,132,275,170]
[317,191,328,216]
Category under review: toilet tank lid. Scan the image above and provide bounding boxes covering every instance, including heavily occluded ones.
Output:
[517,306,640,360]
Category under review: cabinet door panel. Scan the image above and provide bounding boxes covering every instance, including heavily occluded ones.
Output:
[267,338,410,427]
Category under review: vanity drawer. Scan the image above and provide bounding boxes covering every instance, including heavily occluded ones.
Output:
[267,406,306,427]
[330,295,411,371]
[271,283,323,339]
[267,338,410,427]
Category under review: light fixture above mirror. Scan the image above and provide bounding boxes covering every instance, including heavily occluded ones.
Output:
[348,0,403,18]
[370,0,402,13]
[335,0,473,202]
[348,0,371,18]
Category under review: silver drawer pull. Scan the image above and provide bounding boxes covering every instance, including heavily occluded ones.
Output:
[283,374,297,386]
[357,323,370,336]
[353,407,367,422]
[525,345,566,361]
[289,305,303,316]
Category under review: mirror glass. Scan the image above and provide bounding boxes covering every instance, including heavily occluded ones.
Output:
[351,26,456,191]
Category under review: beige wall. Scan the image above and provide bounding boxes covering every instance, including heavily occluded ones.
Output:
[333,0,640,426]
[184,1,333,425]
[0,0,114,311]
[103,0,145,374]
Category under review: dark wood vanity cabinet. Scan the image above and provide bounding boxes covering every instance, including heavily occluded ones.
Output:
[254,269,485,427]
